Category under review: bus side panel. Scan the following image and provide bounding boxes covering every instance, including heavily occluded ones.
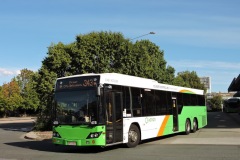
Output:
[122,105,207,144]
[161,106,207,135]
[123,116,168,143]
[178,106,207,132]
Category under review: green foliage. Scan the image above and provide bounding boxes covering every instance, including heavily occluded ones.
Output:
[16,69,40,112]
[37,31,175,93]
[40,31,173,81]
[173,71,205,90]
[165,66,175,85]
[34,112,53,131]
[1,79,22,117]
[0,86,6,116]
[33,67,57,130]
[0,69,40,117]
[208,94,223,111]
[131,40,170,82]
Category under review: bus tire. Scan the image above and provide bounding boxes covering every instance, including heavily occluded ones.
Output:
[126,124,140,148]
[185,119,191,135]
[192,118,198,133]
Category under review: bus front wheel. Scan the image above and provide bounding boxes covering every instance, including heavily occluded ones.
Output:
[126,124,140,148]
[185,119,191,135]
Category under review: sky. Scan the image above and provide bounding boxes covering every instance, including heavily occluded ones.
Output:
[1,0,240,93]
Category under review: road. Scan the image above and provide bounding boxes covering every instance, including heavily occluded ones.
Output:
[0,112,240,160]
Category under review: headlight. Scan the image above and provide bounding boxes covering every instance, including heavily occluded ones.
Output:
[53,132,61,138]
[94,133,99,137]
[87,132,102,139]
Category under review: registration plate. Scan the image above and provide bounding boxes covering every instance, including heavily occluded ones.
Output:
[68,141,77,146]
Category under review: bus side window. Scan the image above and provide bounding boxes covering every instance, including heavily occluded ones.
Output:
[177,93,183,114]
[123,87,131,116]
[166,92,172,114]
[132,87,142,117]
[142,89,156,116]
[183,94,191,106]
[155,90,168,115]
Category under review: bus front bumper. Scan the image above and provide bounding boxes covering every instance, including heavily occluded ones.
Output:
[52,137,105,146]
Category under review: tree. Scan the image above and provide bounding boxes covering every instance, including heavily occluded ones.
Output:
[0,69,39,117]
[33,67,57,130]
[173,71,205,90]
[1,80,22,117]
[208,94,223,111]
[15,69,40,115]
[35,31,175,130]
[131,40,174,83]
[0,86,6,117]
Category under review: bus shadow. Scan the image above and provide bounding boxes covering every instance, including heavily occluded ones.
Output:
[140,132,184,145]
[5,140,123,153]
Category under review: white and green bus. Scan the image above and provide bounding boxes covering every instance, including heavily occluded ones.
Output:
[52,73,207,148]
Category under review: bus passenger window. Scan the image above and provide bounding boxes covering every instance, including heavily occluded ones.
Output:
[131,87,142,117]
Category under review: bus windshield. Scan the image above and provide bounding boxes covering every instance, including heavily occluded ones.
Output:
[54,89,98,125]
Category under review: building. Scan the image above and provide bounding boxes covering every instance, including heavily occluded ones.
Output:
[200,76,211,93]
[228,74,240,97]
[228,74,240,92]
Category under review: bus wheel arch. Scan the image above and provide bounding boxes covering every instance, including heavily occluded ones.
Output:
[185,118,191,135]
[126,123,141,148]
[192,118,198,133]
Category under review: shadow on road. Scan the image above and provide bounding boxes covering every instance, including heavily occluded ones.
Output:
[205,112,240,129]
[4,140,124,154]
[5,135,182,153]
[0,122,34,132]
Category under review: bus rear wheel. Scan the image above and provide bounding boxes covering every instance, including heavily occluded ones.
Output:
[192,118,198,133]
[126,124,140,148]
[185,119,191,135]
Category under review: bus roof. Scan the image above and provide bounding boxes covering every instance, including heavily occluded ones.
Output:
[57,73,204,95]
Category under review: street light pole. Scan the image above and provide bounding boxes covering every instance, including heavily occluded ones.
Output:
[130,32,155,41]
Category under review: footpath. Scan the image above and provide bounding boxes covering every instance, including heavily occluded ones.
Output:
[0,117,37,124]
[0,117,52,140]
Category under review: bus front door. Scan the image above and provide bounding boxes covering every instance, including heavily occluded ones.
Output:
[106,92,123,145]
[172,97,179,131]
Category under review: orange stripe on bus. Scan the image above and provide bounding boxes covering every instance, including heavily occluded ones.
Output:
[157,115,170,136]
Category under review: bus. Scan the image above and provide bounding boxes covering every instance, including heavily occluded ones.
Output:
[52,73,207,148]
[224,97,240,113]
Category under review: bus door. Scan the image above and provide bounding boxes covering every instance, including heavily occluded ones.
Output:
[106,91,123,145]
[172,97,179,131]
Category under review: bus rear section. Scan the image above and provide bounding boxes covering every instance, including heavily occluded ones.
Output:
[121,94,207,146]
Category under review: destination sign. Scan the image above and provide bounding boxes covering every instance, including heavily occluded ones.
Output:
[55,76,100,91]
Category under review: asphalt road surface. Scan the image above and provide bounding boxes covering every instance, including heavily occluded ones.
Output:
[0,112,240,160]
